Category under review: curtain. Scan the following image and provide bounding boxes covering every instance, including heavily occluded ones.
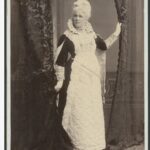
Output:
[11,0,58,150]
[12,0,74,149]
[106,0,144,149]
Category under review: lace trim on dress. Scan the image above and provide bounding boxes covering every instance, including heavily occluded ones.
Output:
[64,19,97,50]
[67,19,96,36]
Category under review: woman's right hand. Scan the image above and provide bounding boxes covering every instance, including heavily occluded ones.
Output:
[54,80,64,92]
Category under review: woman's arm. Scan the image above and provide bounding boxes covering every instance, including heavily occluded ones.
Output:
[54,35,74,92]
[95,23,121,50]
[105,22,122,49]
[54,35,67,92]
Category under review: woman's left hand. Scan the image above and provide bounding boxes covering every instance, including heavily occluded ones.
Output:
[114,22,122,36]
[54,80,63,92]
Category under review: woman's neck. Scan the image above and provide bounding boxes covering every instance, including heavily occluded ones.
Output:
[75,27,85,32]
[67,19,94,34]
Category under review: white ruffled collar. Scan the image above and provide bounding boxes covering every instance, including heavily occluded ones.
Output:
[67,19,94,34]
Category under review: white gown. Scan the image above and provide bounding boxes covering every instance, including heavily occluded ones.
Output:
[61,21,106,150]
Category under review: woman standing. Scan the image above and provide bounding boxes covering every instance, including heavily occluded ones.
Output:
[54,0,121,149]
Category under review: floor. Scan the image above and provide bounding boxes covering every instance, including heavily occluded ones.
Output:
[108,143,144,150]
[125,144,144,150]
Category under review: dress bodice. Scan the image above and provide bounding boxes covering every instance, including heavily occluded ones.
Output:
[64,30,96,56]
[64,19,97,56]
[64,29,100,77]
[55,19,107,68]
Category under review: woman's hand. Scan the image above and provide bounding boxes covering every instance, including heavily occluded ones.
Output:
[105,22,122,49]
[114,22,122,36]
[54,80,63,92]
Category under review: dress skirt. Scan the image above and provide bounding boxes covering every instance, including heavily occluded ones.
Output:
[61,53,106,150]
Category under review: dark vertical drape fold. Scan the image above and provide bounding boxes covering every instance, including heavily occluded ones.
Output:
[106,0,144,149]
[11,0,58,150]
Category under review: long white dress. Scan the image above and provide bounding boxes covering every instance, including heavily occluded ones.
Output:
[59,20,106,150]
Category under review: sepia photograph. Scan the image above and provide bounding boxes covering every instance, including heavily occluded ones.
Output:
[8,0,146,150]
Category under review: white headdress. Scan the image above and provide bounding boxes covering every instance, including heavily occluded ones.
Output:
[73,0,91,19]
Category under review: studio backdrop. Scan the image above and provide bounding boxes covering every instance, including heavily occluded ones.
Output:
[11,0,144,150]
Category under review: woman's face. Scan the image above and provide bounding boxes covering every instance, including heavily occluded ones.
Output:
[72,10,87,30]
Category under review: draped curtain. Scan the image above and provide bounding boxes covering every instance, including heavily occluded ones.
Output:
[11,0,58,150]
[106,0,144,149]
